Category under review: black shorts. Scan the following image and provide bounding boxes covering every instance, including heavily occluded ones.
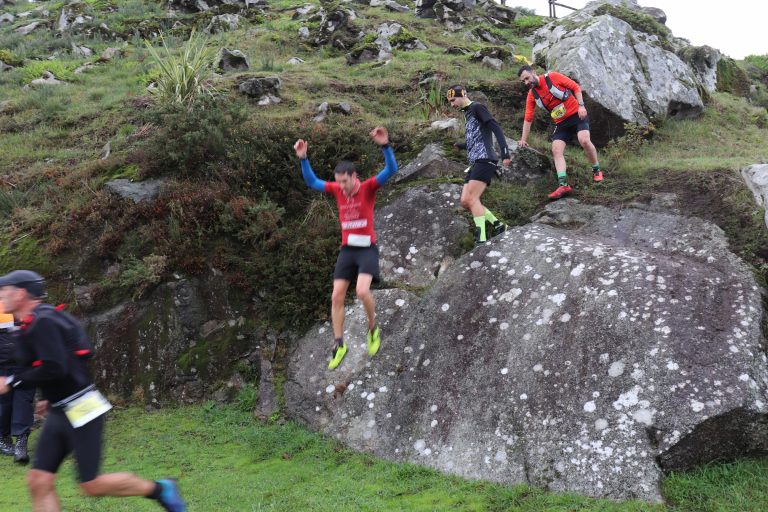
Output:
[465,160,498,185]
[551,113,590,144]
[334,244,380,283]
[34,408,104,482]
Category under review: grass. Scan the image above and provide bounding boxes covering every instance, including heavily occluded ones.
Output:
[0,405,764,511]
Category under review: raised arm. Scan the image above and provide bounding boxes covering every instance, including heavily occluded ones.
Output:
[370,127,398,186]
[294,139,326,192]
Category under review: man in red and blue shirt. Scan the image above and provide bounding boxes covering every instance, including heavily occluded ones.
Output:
[518,65,602,199]
[294,127,397,369]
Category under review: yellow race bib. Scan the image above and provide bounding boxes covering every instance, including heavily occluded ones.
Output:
[64,389,112,428]
[550,103,567,120]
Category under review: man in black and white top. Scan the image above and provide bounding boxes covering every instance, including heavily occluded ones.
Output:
[448,85,512,245]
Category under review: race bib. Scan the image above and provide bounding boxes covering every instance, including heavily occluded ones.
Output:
[64,389,112,428]
[550,103,567,120]
[347,234,372,247]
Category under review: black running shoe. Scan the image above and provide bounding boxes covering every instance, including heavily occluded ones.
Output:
[491,220,507,237]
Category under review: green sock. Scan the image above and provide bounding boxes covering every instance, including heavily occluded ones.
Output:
[557,172,568,186]
[592,163,600,172]
[483,208,498,224]
[473,216,486,242]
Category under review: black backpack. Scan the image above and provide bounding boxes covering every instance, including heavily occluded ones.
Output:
[32,304,94,361]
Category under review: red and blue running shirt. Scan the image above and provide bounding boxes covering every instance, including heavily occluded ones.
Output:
[301,146,398,246]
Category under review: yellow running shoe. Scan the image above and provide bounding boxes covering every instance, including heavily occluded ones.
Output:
[367,326,380,357]
[328,343,347,370]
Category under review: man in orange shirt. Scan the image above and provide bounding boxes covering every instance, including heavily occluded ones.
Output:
[517,65,602,199]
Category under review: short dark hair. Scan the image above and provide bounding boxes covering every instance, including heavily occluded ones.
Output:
[518,65,534,77]
[334,160,357,175]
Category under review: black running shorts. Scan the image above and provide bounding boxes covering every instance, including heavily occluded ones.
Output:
[551,113,590,144]
[465,160,497,185]
[334,245,380,283]
[33,408,105,483]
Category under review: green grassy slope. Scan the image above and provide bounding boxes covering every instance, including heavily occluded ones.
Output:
[0,405,766,511]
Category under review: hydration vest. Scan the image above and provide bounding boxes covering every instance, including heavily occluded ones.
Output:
[531,73,571,111]
[22,304,94,367]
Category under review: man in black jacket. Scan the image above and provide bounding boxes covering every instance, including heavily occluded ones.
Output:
[0,309,34,463]
[448,85,512,245]
[0,270,187,512]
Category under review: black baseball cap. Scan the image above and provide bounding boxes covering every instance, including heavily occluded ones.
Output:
[446,85,467,100]
[0,270,46,298]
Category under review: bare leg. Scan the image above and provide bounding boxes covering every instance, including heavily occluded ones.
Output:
[356,274,375,331]
[460,180,489,218]
[551,140,567,173]
[331,279,351,339]
[28,470,61,512]
[79,472,155,497]
[577,130,598,164]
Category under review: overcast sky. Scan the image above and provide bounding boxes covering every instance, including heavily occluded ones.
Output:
[505,1,765,59]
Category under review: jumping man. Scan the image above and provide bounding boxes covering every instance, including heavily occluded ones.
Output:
[447,85,512,245]
[294,127,398,370]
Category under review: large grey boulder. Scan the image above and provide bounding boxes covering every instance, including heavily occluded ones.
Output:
[0,13,15,25]
[742,164,768,230]
[104,178,166,203]
[216,48,250,72]
[238,76,281,98]
[393,143,465,183]
[640,5,666,25]
[677,45,721,93]
[502,142,551,183]
[286,198,768,502]
[376,184,468,287]
[532,0,704,143]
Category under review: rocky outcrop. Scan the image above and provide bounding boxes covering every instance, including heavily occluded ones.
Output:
[238,76,281,102]
[167,0,267,14]
[678,45,721,93]
[376,184,468,287]
[205,14,240,34]
[86,271,288,404]
[532,0,705,143]
[309,5,358,50]
[286,198,768,502]
[394,143,465,183]
[742,164,768,230]
[216,48,250,72]
[501,143,551,183]
[346,23,426,65]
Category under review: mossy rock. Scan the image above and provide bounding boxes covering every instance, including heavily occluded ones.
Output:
[716,57,751,97]
[594,4,673,51]
[0,49,23,67]
[390,27,417,47]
